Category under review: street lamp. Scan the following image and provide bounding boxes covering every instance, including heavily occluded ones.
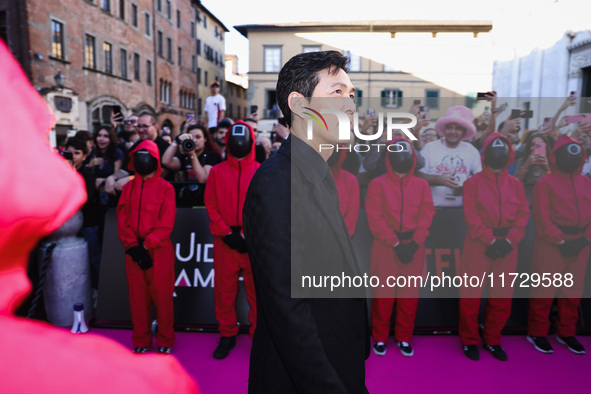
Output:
[54,71,65,88]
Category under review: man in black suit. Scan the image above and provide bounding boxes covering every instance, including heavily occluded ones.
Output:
[243,51,369,393]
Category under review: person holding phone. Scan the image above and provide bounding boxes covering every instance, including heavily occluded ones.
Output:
[514,132,554,204]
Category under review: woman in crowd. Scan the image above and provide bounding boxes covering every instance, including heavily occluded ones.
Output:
[89,124,124,194]
[513,131,554,204]
[162,123,222,206]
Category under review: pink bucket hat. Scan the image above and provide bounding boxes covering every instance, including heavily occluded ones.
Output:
[435,105,476,141]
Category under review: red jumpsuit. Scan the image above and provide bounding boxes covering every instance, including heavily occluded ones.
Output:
[366,138,435,343]
[0,39,198,393]
[528,135,591,337]
[330,150,360,237]
[117,140,177,348]
[458,132,529,346]
[204,124,260,338]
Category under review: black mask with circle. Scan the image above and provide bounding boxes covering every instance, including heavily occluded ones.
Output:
[388,140,414,174]
[133,150,158,176]
[555,143,583,174]
[484,138,510,170]
[227,124,252,159]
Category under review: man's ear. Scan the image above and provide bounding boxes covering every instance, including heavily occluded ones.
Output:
[288,91,306,121]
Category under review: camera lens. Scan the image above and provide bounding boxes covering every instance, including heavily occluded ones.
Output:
[181,138,195,152]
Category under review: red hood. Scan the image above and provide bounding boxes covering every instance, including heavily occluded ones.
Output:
[549,134,587,175]
[129,139,162,177]
[481,132,515,174]
[0,41,86,313]
[384,137,418,180]
[224,120,257,166]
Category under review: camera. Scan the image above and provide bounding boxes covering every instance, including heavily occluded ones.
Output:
[181,138,195,152]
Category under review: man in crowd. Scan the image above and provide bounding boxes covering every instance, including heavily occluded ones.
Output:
[204,81,226,135]
[211,119,232,158]
[118,114,140,174]
[136,112,173,180]
[243,50,369,393]
[417,105,482,207]
[137,112,169,159]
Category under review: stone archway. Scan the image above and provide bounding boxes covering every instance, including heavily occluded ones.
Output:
[87,95,127,133]
[133,102,157,116]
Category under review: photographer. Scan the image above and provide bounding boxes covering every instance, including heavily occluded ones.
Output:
[162,123,221,206]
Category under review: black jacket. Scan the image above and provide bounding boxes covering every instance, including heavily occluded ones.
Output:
[243,135,369,394]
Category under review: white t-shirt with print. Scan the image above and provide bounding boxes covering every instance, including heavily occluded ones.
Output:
[421,139,482,207]
[204,94,226,129]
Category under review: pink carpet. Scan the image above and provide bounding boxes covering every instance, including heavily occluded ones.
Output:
[92,328,590,393]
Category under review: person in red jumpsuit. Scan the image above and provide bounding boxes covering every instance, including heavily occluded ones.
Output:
[366,137,435,357]
[205,120,260,359]
[328,149,360,237]
[117,140,177,354]
[0,40,198,393]
[458,132,529,361]
[528,134,591,355]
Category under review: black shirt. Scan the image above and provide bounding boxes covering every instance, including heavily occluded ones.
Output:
[175,150,222,207]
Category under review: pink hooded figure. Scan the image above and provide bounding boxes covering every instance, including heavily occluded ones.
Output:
[0,41,198,393]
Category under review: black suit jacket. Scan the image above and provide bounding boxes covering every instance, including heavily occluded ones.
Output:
[243,135,369,394]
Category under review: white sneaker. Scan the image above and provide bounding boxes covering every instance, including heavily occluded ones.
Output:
[397,341,414,357]
[373,342,386,356]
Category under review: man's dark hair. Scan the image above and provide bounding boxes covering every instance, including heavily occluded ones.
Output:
[65,137,89,155]
[276,50,349,127]
[74,129,93,142]
[138,111,157,126]
[217,119,233,130]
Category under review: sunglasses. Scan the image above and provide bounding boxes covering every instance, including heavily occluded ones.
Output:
[124,119,137,125]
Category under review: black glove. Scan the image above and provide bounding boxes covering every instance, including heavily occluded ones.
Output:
[125,243,153,270]
[125,245,144,263]
[394,241,419,264]
[137,246,153,270]
[559,237,590,257]
[485,238,512,260]
[495,238,513,259]
[222,229,248,254]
